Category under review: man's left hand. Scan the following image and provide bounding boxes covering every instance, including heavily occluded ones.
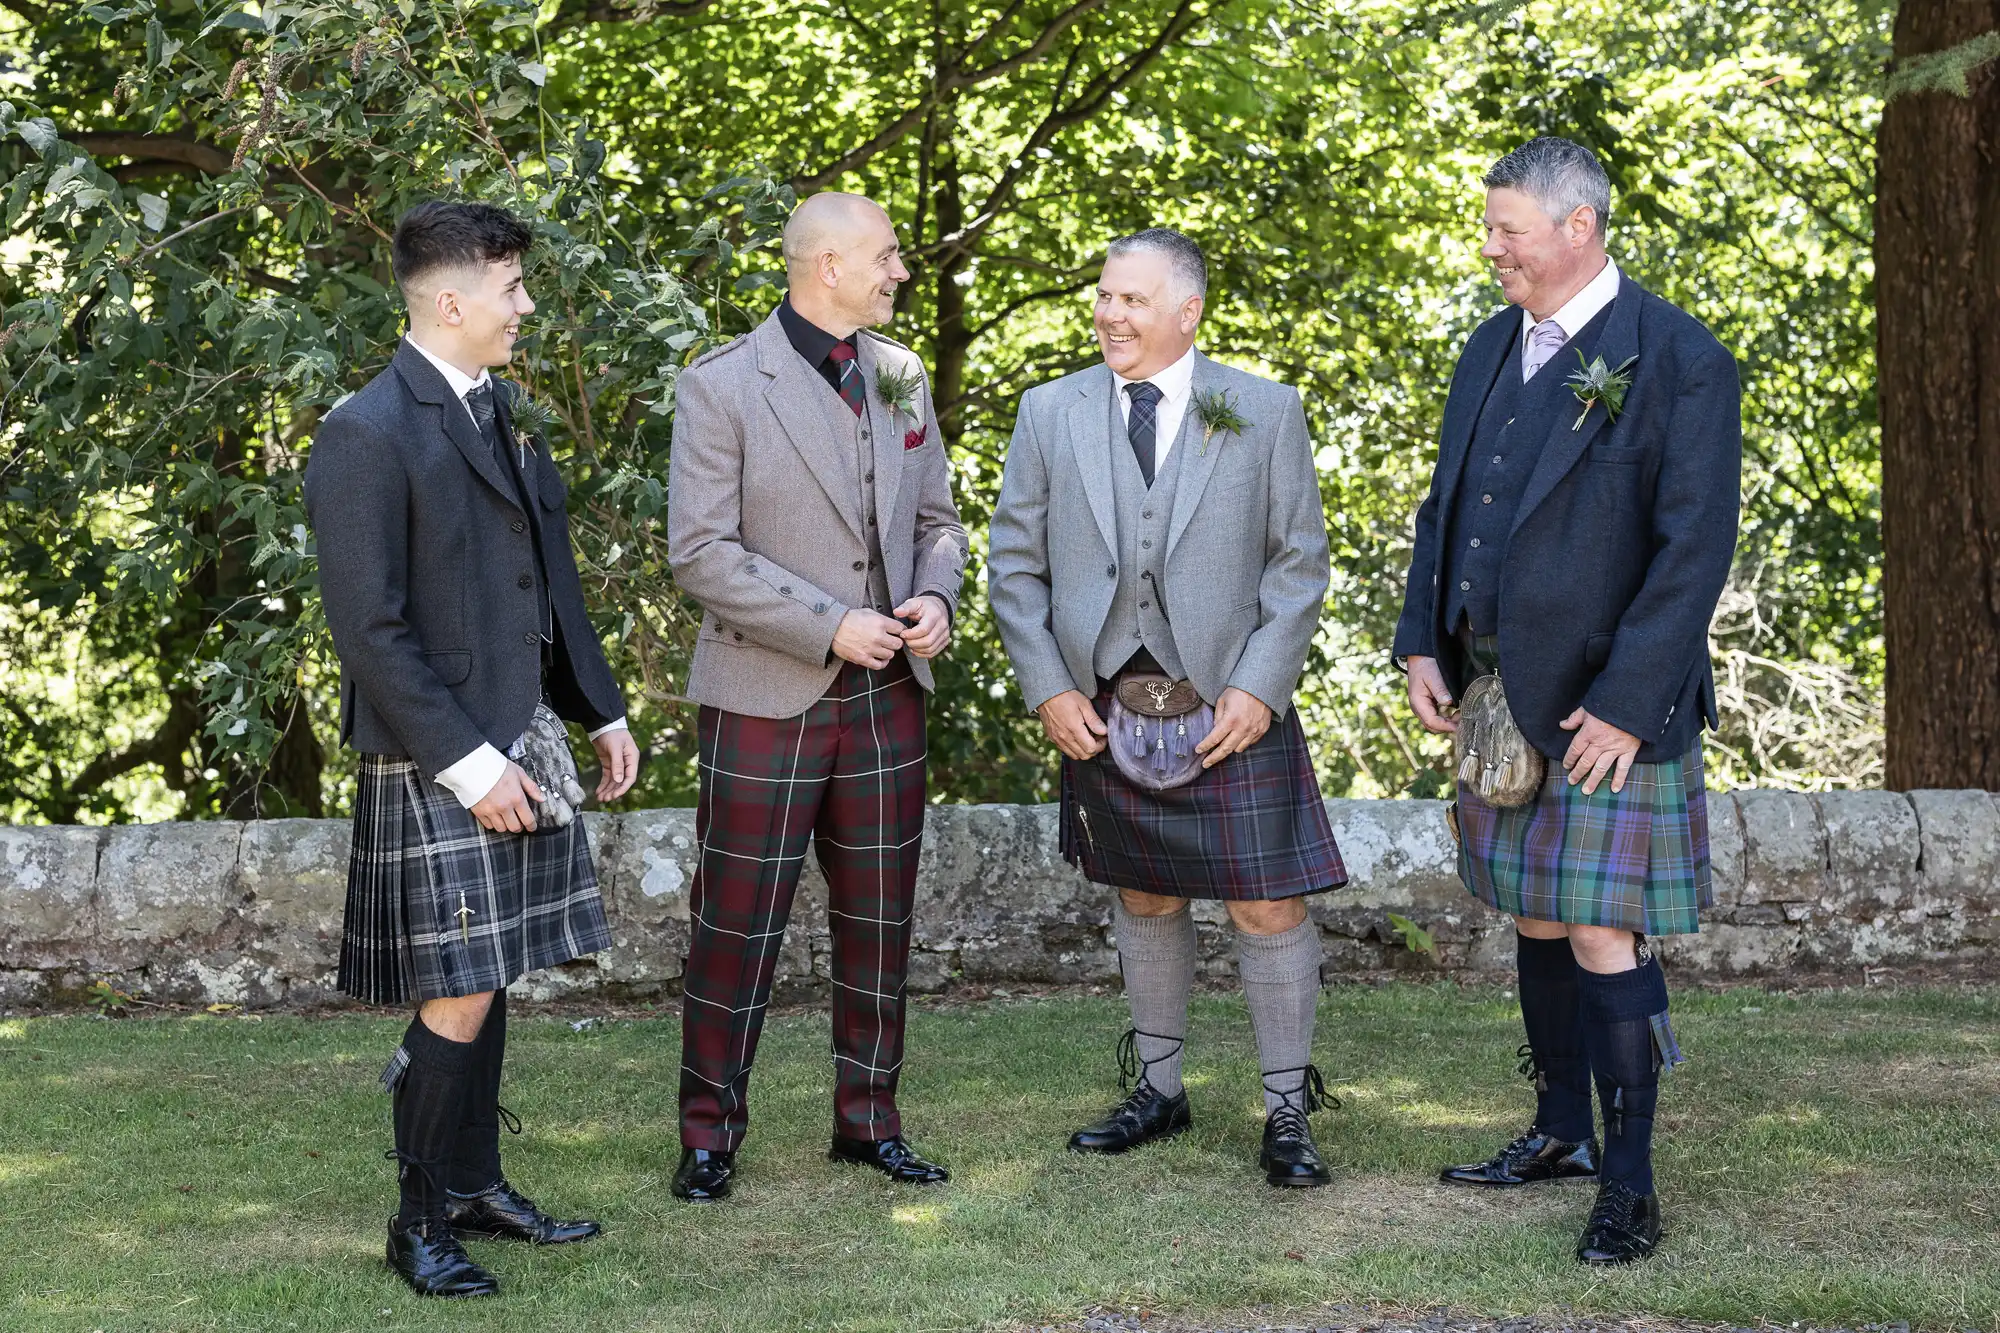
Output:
[894,594,951,659]
[592,728,642,803]
[1557,708,1640,795]
[1195,687,1272,769]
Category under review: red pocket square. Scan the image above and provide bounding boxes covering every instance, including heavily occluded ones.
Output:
[903,423,929,450]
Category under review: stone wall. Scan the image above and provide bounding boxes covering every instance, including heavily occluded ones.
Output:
[2,789,1996,1007]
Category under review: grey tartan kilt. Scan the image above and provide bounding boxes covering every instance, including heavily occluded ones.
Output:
[336,755,612,1005]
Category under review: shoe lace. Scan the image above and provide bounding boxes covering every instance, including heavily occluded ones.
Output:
[1515,1043,1549,1092]
[1263,1064,1335,1140]
[1585,1177,1644,1237]
[386,1150,453,1228]
[1115,1027,1184,1096]
[497,1103,523,1136]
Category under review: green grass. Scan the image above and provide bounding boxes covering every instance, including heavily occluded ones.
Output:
[3,985,1998,1333]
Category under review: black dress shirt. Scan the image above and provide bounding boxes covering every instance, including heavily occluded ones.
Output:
[777,295,857,395]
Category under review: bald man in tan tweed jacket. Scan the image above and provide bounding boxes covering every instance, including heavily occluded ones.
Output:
[665,193,967,1203]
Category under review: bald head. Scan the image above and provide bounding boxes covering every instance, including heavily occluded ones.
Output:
[781,191,908,336]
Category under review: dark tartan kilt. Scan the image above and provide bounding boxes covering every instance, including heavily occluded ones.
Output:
[1059,686,1346,901]
[337,755,612,1005]
[1456,742,1713,936]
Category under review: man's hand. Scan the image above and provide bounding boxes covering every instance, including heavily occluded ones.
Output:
[832,608,905,669]
[593,728,641,804]
[1406,655,1458,734]
[1558,707,1641,795]
[894,594,951,659]
[471,761,543,834]
[1196,687,1273,769]
[1037,689,1108,761]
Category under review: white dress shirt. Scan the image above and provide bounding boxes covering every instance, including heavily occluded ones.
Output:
[402,335,627,809]
[1521,256,1621,363]
[1112,344,1198,467]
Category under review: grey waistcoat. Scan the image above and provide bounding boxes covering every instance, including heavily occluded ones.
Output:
[1092,391,1194,683]
[811,382,895,615]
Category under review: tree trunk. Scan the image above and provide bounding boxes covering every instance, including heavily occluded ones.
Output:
[1879,0,2000,791]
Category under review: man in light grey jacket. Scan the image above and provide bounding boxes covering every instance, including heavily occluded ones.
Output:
[989,228,1347,1188]
[665,192,967,1203]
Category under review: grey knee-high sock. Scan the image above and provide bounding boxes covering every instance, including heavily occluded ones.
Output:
[1114,902,1197,1098]
[1236,917,1325,1117]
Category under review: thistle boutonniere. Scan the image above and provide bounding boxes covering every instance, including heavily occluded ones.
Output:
[1190,387,1249,456]
[874,363,923,421]
[1565,351,1638,432]
[507,389,558,467]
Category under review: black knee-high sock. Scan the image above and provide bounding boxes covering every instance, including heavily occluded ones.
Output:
[1516,933,1593,1142]
[449,991,509,1195]
[1577,954,1673,1195]
[388,1015,478,1227]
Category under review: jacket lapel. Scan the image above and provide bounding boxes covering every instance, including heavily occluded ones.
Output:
[1435,310,1515,519]
[1164,351,1223,557]
[755,312,865,544]
[392,342,522,512]
[1065,365,1118,554]
[858,334,904,530]
[1510,279,1640,539]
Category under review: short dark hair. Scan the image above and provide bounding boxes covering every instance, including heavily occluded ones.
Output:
[1483,137,1611,239]
[391,201,534,295]
[1105,226,1208,301]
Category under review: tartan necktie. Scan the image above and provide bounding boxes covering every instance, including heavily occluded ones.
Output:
[1522,319,1570,382]
[826,342,866,418]
[1124,380,1161,487]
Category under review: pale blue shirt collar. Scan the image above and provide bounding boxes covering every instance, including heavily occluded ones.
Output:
[1522,255,1621,350]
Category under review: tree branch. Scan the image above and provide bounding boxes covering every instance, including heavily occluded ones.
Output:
[72,132,234,176]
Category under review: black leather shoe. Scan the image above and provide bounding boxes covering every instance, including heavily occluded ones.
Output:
[1576,1178,1663,1264]
[385,1217,499,1298]
[1068,1084,1192,1154]
[829,1135,950,1185]
[1259,1107,1332,1188]
[445,1179,601,1245]
[1439,1128,1599,1187]
[671,1147,735,1202]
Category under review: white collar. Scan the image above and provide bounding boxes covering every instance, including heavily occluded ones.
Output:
[405,333,492,401]
[1522,256,1621,345]
[1112,344,1197,405]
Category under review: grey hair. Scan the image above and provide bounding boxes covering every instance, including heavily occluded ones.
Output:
[1105,227,1208,303]
[1483,137,1611,239]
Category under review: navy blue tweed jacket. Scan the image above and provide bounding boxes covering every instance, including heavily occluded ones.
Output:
[1392,276,1742,764]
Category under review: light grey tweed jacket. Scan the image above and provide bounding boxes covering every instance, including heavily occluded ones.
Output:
[988,351,1329,717]
[667,309,968,719]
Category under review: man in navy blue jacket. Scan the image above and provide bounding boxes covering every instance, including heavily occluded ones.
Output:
[1394,137,1741,1265]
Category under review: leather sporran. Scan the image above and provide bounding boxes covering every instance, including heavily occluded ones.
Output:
[1106,674,1214,791]
[1452,673,1545,808]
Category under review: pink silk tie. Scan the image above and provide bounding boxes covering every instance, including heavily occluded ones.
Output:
[1522,319,1569,381]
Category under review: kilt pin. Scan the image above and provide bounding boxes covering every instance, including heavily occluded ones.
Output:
[679,657,928,1151]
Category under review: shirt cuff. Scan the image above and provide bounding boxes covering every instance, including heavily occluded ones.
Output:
[586,716,628,741]
[434,743,508,810]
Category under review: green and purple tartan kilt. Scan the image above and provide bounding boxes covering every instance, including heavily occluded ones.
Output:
[1453,642,1712,936]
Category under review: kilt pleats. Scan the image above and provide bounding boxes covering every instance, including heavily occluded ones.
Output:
[679,658,927,1152]
[1059,686,1346,902]
[336,754,612,1004]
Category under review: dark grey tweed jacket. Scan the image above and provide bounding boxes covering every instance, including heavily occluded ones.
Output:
[304,341,624,779]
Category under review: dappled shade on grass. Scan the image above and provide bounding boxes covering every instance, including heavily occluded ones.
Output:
[2,986,1997,1333]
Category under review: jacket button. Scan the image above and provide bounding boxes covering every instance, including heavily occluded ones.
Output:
[865,471,875,483]
[1142,571,1155,581]
[511,519,526,533]
[518,573,533,588]
[852,559,865,571]
[523,633,538,645]
[1459,580,1471,591]
[1469,538,1481,548]
[1106,565,1116,578]
[1493,455,1503,464]
[780,585,792,594]
[1140,601,1151,610]
[1141,539,1152,549]
[1481,494,1493,504]
[733,632,744,642]
[814,603,827,614]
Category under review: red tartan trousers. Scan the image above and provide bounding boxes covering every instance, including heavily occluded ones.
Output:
[678,657,928,1152]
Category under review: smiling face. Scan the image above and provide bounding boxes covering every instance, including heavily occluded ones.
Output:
[428,256,534,371]
[1093,248,1201,380]
[791,199,909,335]
[1480,186,1603,321]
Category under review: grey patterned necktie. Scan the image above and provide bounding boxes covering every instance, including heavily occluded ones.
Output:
[465,380,521,475]
[1124,381,1161,487]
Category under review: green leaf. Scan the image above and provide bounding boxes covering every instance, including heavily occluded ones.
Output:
[137,193,169,232]
[16,118,57,155]
[518,61,547,87]
[1386,913,1435,956]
